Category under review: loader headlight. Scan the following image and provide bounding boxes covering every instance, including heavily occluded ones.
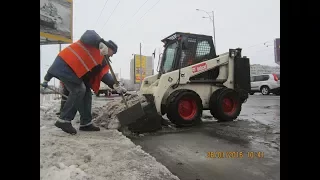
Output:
[229,49,237,58]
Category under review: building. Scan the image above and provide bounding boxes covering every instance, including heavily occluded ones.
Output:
[250,64,280,76]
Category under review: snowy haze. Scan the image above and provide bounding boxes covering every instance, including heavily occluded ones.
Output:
[40,0,280,86]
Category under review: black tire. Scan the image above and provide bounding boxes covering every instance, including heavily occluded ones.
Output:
[209,88,225,118]
[166,90,184,123]
[96,93,100,97]
[249,92,255,95]
[166,90,203,127]
[260,86,270,95]
[209,88,242,122]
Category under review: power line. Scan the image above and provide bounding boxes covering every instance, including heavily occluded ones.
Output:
[244,40,273,49]
[119,0,151,29]
[135,0,161,24]
[245,44,273,52]
[249,47,274,55]
[93,0,110,28]
[250,52,274,58]
[100,0,121,32]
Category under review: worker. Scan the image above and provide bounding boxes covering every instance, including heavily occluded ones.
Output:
[41,30,126,135]
[56,73,116,116]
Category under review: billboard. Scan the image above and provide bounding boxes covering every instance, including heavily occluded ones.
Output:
[274,38,280,65]
[134,54,147,84]
[40,0,73,44]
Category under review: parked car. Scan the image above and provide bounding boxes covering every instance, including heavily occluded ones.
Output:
[250,73,280,95]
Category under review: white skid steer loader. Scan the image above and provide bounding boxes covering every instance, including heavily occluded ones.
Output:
[119,32,251,133]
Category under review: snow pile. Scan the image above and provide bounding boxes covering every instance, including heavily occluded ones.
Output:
[40,94,59,113]
[41,164,91,180]
[40,94,60,127]
[93,93,147,129]
[40,94,180,180]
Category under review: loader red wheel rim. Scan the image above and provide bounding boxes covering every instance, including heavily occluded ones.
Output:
[178,98,197,120]
[222,97,237,115]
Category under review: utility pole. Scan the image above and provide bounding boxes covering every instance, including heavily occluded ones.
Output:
[40,45,41,83]
[196,9,216,51]
[212,11,216,50]
[139,43,142,86]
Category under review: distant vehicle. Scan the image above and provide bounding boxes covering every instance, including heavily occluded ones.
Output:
[95,82,111,97]
[95,81,125,97]
[250,73,280,95]
[110,81,125,95]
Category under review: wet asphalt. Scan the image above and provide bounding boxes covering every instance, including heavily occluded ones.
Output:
[93,94,280,180]
[128,94,280,180]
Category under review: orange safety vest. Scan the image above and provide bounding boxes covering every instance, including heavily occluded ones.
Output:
[90,65,110,94]
[58,40,110,93]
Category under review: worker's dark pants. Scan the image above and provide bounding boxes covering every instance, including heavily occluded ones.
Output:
[58,81,92,127]
[60,86,69,113]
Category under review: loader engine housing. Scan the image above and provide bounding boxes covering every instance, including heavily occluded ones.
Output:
[233,53,251,102]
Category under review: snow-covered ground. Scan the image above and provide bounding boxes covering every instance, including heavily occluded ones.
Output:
[40,94,179,180]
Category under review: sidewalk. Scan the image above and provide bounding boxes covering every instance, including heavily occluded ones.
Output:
[40,95,179,180]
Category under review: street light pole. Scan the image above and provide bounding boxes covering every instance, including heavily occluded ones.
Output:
[40,45,41,83]
[196,9,216,51]
[212,11,216,50]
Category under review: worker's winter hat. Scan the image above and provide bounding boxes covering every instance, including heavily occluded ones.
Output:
[104,40,118,54]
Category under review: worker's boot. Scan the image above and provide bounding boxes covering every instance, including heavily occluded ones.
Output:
[54,121,77,135]
[79,124,100,131]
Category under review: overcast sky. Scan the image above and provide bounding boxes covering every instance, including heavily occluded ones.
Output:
[40,0,280,85]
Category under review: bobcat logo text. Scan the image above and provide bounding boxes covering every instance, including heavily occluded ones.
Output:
[192,62,208,73]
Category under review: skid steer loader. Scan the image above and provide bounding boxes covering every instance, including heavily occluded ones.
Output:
[123,32,251,132]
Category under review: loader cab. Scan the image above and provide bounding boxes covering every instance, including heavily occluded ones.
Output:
[158,32,219,81]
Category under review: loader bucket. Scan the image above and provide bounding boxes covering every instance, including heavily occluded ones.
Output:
[116,102,146,127]
[116,99,162,133]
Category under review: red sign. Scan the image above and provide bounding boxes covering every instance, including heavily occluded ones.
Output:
[192,62,208,73]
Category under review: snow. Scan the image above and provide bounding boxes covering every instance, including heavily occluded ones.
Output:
[93,93,147,130]
[40,94,179,180]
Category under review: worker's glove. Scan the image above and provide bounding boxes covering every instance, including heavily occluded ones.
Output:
[113,84,127,94]
[41,80,49,88]
[99,42,109,56]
